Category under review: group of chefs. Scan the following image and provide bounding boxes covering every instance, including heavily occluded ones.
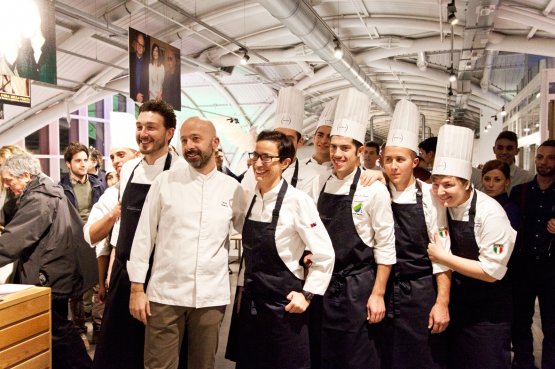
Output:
[79,85,524,369]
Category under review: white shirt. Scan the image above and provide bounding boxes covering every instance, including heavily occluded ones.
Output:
[303,156,332,177]
[389,179,451,274]
[83,186,119,257]
[148,63,165,99]
[239,179,335,295]
[242,159,320,198]
[127,162,247,308]
[447,189,516,280]
[310,170,397,265]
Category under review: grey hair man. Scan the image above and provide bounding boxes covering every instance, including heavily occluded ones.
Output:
[0,153,96,369]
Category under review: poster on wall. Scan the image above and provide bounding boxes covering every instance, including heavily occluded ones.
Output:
[129,27,181,110]
[0,0,57,85]
[0,74,31,107]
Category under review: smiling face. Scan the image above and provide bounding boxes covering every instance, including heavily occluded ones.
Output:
[180,118,219,171]
[252,140,290,189]
[313,125,332,160]
[493,138,519,165]
[330,136,362,180]
[382,146,418,190]
[136,111,173,158]
[535,144,555,178]
[482,168,509,197]
[109,147,137,175]
[431,175,471,208]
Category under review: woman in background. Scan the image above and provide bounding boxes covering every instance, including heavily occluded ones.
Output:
[481,159,520,230]
[148,43,165,100]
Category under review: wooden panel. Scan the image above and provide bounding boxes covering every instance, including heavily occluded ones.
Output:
[0,332,49,368]
[11,351,50,369]
[0,294,50,328]
[0,313,50,350]
[0,287,49,310]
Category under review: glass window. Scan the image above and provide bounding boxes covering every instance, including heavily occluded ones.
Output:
[25,125,49,155]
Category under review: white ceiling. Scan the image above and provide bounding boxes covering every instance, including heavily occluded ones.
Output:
[2,0,555,145]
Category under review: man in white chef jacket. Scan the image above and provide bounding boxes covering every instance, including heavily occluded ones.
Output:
[128,116,247,369]
[302,98,336,177]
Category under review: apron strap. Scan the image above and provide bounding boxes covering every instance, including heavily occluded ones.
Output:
[290,160,299,187]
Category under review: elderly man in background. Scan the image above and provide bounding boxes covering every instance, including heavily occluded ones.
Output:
[0,153,96,369]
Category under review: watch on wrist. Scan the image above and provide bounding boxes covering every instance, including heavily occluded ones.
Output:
[301,290,314,302]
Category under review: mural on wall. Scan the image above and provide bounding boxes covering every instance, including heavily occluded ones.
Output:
[129,27,181,110]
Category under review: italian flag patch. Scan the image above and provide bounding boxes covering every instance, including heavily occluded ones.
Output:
[493,244,504,254]
[438,228,449,238]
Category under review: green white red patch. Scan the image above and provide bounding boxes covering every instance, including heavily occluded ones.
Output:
[493,244,504,254]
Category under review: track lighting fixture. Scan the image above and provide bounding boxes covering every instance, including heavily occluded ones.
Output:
[449,71,457,83]
[448,0,458,26]
[333,39,344,59]
[239,48,250,65]
[448,86,453,97]
[499,105,507,117]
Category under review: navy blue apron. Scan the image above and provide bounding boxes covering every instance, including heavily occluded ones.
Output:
[93,154,176,369]
[382,181,446,369]
[446,191,511,369]
[231,181,310,369]
[316,168,380,369]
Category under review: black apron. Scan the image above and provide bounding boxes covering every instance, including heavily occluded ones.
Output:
[382,181,446,369]
[230,181,310,369]
[93,154,172,369]
[288,159,299,187]
[446,191,511,369]
[316,168,380,369]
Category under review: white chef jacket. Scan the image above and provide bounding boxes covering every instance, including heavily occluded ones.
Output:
[242,158,320,197]
[446,189,516,280]
[389,179,451,274]
[303,156,332,177]
[83,185,119,257]
[239,179,335,295]
[309,169,397,265]
[127,162,247,308]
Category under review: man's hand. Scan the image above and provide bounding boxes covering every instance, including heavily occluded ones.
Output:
[129,283,150,325]
[360,169,386,186]
[428,234,447,263]
[98,283,107,303]
[285,291,310,313]
[367,293,386,323]
[110,203,122,220]
[428,301,450,333]
[547,218,555,234]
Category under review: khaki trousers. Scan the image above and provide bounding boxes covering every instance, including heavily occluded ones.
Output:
[145,302,225,369]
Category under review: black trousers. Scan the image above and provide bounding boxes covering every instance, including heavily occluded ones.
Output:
[512,256,555,369]
[51,299,92,369]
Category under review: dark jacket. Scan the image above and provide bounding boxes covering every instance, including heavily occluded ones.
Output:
[0,174,97,300]
[59,173,104,209]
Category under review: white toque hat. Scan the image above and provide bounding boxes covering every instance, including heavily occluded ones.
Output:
[331,88,370,144]
[274,86,304,134]
[316,97,338,129]
[432,124,474,181]
[109,112,139,151]
[386,99,420,154]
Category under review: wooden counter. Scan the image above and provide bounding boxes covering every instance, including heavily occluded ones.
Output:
[0,286,51,369]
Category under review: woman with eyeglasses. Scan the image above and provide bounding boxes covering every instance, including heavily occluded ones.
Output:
[427,125,516,369]
[226,130,335,369]
[481,159,520,230]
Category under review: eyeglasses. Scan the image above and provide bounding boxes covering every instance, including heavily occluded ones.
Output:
[248,152,281,163]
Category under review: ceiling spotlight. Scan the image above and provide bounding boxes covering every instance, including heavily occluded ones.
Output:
[333,40,344,59]
[484,127,489,133]
[486,122,492,129]
[535,122,540,127]
[447,1,458,25]
[240,53,250,65]
[523,127,531,133]
[499,106,507,117]
[449,71,457,83]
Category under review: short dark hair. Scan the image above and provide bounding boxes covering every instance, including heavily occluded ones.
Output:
[256,130,296,162]
[495,131,518,145]
[89,148,102,169]
[418,137,438,153]
[364,141,380,152]
[539,139,555,149]
[353,139,363,151]
[64,142,89,163]
[139,100,177,130]
[482,159,510,180]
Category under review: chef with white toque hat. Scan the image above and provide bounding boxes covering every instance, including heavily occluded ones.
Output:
[427,124,516,369]
[309,87,396,369]
[380,99,451,369]
[303,97,337,177]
